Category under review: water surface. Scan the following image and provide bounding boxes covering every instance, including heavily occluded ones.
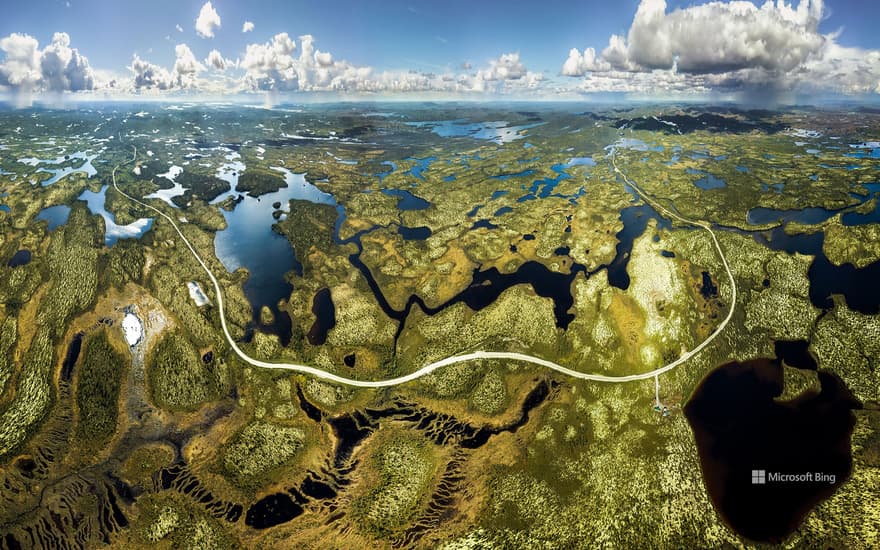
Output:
[78,185,154,246]
[685,358,859,543]
[214,169,335,344]
[35,205,71,230]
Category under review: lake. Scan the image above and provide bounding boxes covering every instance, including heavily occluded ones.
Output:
[214,169,336,344]
[78,185,154,246]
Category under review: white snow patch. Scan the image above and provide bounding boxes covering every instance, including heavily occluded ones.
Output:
[122,312,143,346]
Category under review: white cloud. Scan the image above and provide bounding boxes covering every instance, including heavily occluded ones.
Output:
[129,43,206,90]
[562,0,880,98]
[130,54,173,90]
[172,43,203,86]
[315,50,333,67]
[600,34,634,71]
[613,0,825,73]
[175,24,183,33]
[576,67,709,95]
[460,52,546,93]
[476,52,526,81]
[237,38,549,95]
[561,47,609,76]
[195,1,221,39]
[205,48,231,71]
[242,21,254,33]
[801,43,880,95]
[0,33,41,90]
[41,32,94,91]
[241,32,297,90]
[0,31,95,96]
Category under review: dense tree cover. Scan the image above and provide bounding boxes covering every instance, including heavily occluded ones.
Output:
[148,332,225,410]
[0,317,17,400]
[235,169,287,196]
[171,172,230,206]
[75,330,125,450]
[36,206,100,339]
[102,239,145,288]
[0,326,53,459]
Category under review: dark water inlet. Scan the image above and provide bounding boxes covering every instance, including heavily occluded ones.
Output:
[699,271,718,299]
[380,188,431,210]
[398,225,432,240]
[306,288,336,346]
[751,226,880,315]
[608,204,671,290]
[61,332,84,381]
[773,340,817,370]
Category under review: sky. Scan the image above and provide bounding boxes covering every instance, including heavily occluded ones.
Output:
[0,0,879,103]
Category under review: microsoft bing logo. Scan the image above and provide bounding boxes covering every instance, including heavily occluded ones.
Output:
[751,470,766,485]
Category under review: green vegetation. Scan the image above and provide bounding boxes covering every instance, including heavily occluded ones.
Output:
[273,199,338,261]
[148,332,225,410]
[128,492,238,548]
[354,434,437,534]
[103,239,145,288]
[236,168,286,196]
[469,368,508,415]
[0,326,54,459]
[171,172,230,205]
[75,330,125,451]
[0,105,877,548]
[823,218,880,268]
[221,420,306,486]
[37,205,101,338]
[813,299,880,403]
[121,444,175,486]
[0,316,17,397]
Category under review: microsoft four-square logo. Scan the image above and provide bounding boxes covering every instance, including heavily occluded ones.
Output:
[751,470,766,485]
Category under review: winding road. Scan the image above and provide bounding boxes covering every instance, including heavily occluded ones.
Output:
[112,142,737,388]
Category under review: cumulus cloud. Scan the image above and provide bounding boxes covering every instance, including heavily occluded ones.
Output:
[129,54,173,90]
[463,52,546,93]
[195,1,221,38]
[476,52,527,81]
[205,49,232,71]
[802,43,880,95]
[242,21,254,33]
[236,37,550,96]
[0,33,41,90]
[41,32,95,91]
[562,0,880,98]
[241,32,297,90]
[0,31,95,95]
[172,43,203,86]
[314,50,333,67]
[615,0,825,73]
[561,47,609,76]
[129,43,206,90]
[175,24,183,33]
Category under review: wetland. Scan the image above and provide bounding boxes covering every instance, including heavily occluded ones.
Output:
[0,102,878,549]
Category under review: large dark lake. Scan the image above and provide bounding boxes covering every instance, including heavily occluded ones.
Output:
[684,357,860,543]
